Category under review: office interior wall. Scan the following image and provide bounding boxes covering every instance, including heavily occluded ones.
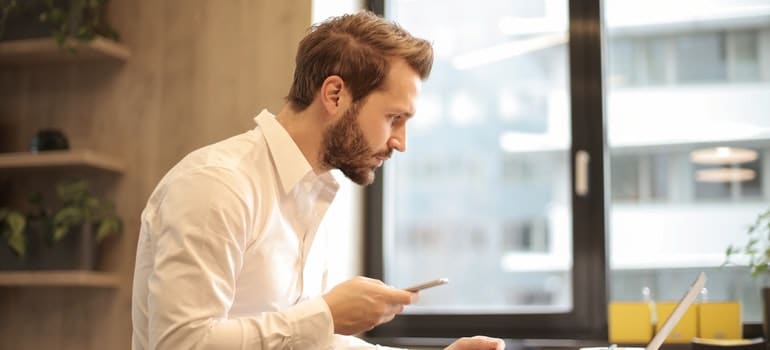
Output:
[0,1,311,349]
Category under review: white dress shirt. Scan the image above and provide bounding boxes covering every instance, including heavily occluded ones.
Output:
[132,109,401,350]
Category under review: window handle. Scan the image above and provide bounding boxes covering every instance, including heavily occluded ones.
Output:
[575,150,590,197]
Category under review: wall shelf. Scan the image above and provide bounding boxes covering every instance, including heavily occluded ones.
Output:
[0,271,120,288]
[0,36,130,64]
[0,150,124,173]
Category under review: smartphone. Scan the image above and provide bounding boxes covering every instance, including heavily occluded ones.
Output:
[403,278,449,292]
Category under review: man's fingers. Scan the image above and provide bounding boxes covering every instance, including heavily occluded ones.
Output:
[364,277,420,305]
[381,312,396,324]
[445,336,506,350]
[472,336,505,350]
[489,339,505,350]
[407,291,420,303]
[358,276,387,286]
[388,303,405,314]
[384,288,418,304]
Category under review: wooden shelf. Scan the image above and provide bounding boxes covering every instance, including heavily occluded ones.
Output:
[0,36,130,64]
[0,150,124,173]
[0,271,120,288]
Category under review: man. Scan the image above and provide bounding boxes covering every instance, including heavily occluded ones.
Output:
[132,11,505,350]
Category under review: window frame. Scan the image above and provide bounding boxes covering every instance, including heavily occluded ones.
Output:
[363,0,610,339]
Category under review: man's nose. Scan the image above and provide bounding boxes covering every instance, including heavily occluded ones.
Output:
[388,127,407,153]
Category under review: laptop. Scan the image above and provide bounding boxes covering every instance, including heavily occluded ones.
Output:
[582,271,707,350]
[645,271,707,350]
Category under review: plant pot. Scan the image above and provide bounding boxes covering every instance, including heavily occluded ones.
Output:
[0,0,74,41]
[0,243,31,270]
[0,222,96,270]
[0,220,42,270]
[32,224,96,270]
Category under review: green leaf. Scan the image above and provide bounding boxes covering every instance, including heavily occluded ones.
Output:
[5,211,26,257]
[54,206,84,225]
[6,212,24,236]
[84,196,99,210]
[7,229,24,257]
[753,264,769,277]
[57,179,90,203]
[52,206,84,241]
[96,219,115,242]
[53,225,68,242]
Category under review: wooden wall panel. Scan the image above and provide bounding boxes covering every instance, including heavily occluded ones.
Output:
[0,1,312,349]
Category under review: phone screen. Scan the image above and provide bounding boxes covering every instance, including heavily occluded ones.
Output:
[403,278,449,292]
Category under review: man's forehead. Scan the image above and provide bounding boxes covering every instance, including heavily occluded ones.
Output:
[381,79,420,114]
[370,90,416,116]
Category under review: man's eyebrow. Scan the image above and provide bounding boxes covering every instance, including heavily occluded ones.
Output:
[391,109,415,118]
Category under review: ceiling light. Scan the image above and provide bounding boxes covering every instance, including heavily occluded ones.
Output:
[689,147,758,165]
[695,168,756,183]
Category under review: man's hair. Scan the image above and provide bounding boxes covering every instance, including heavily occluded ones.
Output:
[286,11,433,111]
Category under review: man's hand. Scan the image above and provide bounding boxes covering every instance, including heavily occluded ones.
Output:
[322,276,417,335]
[445,336,506,350]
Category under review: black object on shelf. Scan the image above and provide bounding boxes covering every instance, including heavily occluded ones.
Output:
[30,128,69,152]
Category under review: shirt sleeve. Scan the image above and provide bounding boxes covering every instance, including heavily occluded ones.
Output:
[145,168,335,350]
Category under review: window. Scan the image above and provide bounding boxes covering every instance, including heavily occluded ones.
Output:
[607,29,766,87]
[676,33,727,83]
[365,0,606,339]
[609,153,670,202]
[366,0,770,341]
[605,0,770,326]
[729,31,760,81]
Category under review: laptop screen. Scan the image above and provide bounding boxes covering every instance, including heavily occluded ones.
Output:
[645,272,707,350]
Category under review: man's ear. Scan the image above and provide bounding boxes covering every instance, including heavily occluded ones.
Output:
[320,75,346,115]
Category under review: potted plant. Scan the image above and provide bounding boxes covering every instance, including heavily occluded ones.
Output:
[0,207,26,268]
[724,208,770,337]
[0,178,122,270]
[0,0,119,48]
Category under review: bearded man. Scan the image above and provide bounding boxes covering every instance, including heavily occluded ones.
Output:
[131,11,505,350]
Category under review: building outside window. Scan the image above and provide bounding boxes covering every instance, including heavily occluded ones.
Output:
[367,0,770,338]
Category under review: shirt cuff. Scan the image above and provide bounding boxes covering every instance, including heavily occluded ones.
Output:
[287,296,335,349]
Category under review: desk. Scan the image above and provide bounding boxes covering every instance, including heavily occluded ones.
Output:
[365,337,710,350]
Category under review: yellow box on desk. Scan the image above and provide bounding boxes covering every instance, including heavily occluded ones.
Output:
[608,302,654,343]
[656,301,697,343]
[698,302,741,339]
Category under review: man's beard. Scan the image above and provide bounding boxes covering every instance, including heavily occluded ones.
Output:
[321,103,391,185]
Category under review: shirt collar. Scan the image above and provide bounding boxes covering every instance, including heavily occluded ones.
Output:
[254,109,314,193]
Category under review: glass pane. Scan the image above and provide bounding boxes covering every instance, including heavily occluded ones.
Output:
[605,0,770,322]
[383,0,572,313]
[676,33,727,83]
